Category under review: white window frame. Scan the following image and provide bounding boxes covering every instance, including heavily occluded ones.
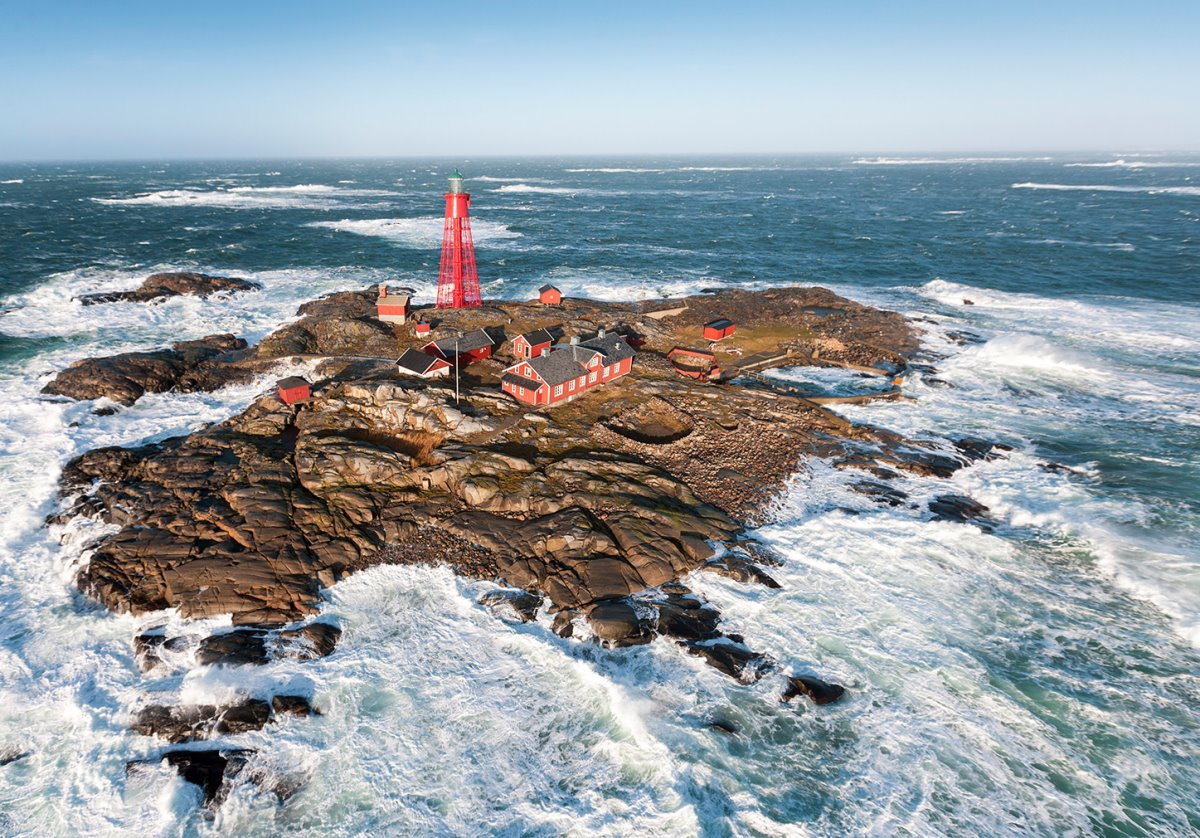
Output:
[589,371,597,384]
[569,380,575,392]
[554,384,563,397]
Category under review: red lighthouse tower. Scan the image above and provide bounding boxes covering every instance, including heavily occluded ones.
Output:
[435,169,482,308]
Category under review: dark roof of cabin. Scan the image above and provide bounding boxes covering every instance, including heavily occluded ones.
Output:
[396,348,445,374]
[538,284,560,294]
[580,332,635,363]
[502,372,543,392]
[429,327,505,355]
[277,376,309,389]
[705,318,734,330]
[516,327,557,347]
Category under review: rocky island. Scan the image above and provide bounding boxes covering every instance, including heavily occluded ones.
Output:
[46,282,1002,805]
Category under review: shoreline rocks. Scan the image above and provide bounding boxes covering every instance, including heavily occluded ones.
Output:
[41,333,250,405]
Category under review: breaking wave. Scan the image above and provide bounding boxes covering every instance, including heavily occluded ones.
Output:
[1065,159,1200,168]
[493,184,588,195]
[308,217,522,247]
[0,179,23,185]
[1012,182,1200,197]
[853,156,1052,165]
[93,184,399,210]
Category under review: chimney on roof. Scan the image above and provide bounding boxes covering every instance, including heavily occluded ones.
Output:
[540,346,550,357]
[598,327,606,338]
[570,335,579,346]
[379,285,387,297]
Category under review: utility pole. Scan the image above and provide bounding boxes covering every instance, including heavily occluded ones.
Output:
[454,331,461,405]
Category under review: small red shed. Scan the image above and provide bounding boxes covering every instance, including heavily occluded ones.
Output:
[538,284,562,306]
[703,319,735,341]
[414,320,432,337]
[376,286,411,324]
[277,376,311,404]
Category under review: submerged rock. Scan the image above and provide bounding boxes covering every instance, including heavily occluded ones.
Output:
[131,699,273,743]
[928,494,994,530]
[479,588,543,622]
[0,746,30,766]
[782,674,846,705]
[587,599,655,647]
[127,748,254,808]
[700,554,781,588]
[684,639,771,683]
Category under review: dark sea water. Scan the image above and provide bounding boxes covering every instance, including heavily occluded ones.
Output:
[1,156,1198,836]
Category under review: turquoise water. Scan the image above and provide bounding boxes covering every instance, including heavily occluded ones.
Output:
[0,156,1198,835]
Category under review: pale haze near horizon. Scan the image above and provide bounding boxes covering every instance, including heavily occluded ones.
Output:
[1,0,1197,162]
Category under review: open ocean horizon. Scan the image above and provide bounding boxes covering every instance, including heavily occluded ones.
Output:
[1,154,1198,835]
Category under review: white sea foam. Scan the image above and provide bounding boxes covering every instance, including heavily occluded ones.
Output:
[854,156,1053,165]
[1012,182,1200,197]
[1025,238,1136,251]
[308,216,522,247]
[92,184,399,210]
[492,184,587,195]
[0,178,23,185]
[564,167,666,174]
[1065,159,1200,168]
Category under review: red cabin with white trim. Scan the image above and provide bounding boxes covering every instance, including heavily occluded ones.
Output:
[538,284,562,306]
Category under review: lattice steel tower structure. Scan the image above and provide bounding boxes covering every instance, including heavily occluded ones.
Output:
[435,169,481,308]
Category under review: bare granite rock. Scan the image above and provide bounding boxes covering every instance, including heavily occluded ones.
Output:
[51,285,990,677]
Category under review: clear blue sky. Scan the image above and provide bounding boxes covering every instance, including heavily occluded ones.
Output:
[1,0,1196,160]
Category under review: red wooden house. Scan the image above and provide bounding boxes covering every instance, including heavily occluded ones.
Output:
[538,284,562,306]
[376,286,411,324]
[512,327,561,360]
[277,376,311,404]
[501,329,634,406]
[413,320,432,337]
[423,327,505,366]
[703,319,735,341]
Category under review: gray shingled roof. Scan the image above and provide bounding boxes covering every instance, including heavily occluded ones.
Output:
[538,284,559,293]
[580,332,635,363]
[428,327,504,356]
[277,376,309,389]
[526,346,592,387]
